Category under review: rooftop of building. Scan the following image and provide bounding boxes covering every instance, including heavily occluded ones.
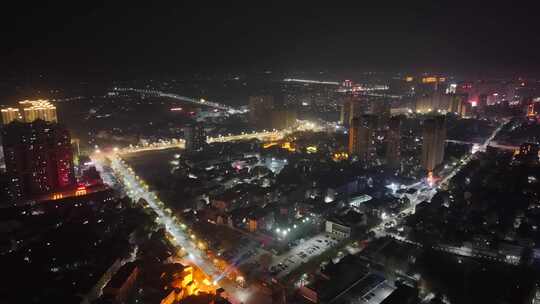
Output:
[336,273,395,304]
[327,208,365,228]
[380,282,418,304]
[305,254,371,303]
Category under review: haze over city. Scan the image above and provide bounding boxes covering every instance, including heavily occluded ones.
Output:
[1,3,540,304]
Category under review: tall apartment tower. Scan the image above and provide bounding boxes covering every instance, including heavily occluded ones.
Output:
[248,95,274,125]
[19,100,58,123]
[340,96,365,126]
[183,123,206,153]
[1,100,57,125]
[340,97,355,126]
[349,114,377,165]
[421,116,446,172]
[270,109,297,130]
[2,120,76,198]
[1,108,21,124]
[386,116,402,169]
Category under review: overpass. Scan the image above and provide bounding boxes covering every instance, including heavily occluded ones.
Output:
[446,139,518,151]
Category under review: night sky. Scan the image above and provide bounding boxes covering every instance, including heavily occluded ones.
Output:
[2,3,539,77]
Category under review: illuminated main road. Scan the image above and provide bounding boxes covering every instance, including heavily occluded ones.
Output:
[115,120,324,155]
[95,154,256,303]
[207,130,284,143]
[117,130,285,154]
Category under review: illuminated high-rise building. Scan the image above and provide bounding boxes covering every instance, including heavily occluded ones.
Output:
[416,76,447,95]
[448,95,462,115]
[369,99,391,128]
[421,116,446,172]
[2,120,75,198]
[183,123,206,153]
[340,97,355,126]
[1,100,57,125]
[248,95,274,125]
[515,142,540,165]
[71,138,81,165]
[1,108,21,125]
[447,94,472,117]
[476,94,488,115]
[270,109,297,130]
[340,96,364,126]
[415,92,452,114]
[349,114,377,165]
[386,116,401,169]
[19,99,58,123]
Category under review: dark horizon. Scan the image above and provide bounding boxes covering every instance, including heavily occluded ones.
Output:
[2,3,540,79]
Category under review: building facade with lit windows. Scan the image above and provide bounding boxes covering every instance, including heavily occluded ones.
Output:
[386,116,401,169]
[1,107,21,125]
[449,94,470,117]
[340,96,361,126]
[248,95,274,125]
[421,115,446,172]
[1,120,76,198]
[19,99,58,123]
[183,123,206,153]
[348,114,377,165]
[270,109,297,130]
[1,100,57,124]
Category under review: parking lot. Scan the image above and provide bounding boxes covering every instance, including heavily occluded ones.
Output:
[269,233,341,279]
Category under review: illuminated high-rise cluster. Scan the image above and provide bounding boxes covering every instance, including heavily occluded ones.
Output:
[1,107,21,124]
[19,99,58,123]
[1,99,57,125]
[1,119,75,198]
